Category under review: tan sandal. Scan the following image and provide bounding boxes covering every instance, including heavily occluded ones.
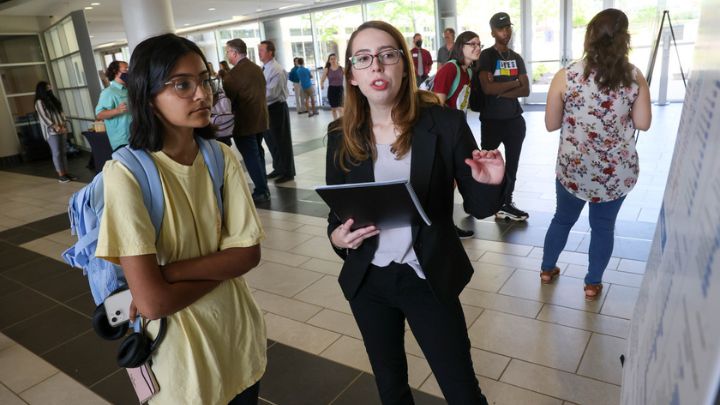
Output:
[584,284,603,301]
[540,267,560,284]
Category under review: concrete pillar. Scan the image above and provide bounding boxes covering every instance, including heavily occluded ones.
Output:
[435,0,457,48]
[120,0,175,57]
[262,19,289,68]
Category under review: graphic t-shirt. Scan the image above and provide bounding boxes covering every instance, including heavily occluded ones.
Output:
[433,61,471,112]
[478,47,527,120]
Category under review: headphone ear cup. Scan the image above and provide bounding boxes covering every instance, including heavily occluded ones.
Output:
[92,304,128,340]
[117,332,152,368]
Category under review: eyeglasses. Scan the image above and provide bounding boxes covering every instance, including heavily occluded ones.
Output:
[350,49,404,70]
[464,42,484,49]
[164,76,217,99]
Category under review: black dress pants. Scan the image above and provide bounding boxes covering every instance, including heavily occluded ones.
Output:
[264,101,296,177]
[480,115,526,204]
[349,262,488,405]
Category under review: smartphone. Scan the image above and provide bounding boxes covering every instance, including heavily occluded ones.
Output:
[104,289,133,327]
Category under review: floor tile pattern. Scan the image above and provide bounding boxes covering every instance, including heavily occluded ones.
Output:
[0,104,681,404]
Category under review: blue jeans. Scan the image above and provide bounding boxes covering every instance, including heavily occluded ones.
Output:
[232,133,269,196]
[542,179,626,285]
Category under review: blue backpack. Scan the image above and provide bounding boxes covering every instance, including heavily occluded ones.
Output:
[62,136,225,306]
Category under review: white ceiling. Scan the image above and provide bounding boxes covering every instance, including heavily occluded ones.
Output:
[0,0,349,47]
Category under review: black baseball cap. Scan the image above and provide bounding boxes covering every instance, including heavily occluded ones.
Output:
[490,12,513,29]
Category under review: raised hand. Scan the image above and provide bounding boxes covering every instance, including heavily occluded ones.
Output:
[330,218,379,250]
[464,149,505,185]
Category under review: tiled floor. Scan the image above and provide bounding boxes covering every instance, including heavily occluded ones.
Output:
[0,103,681,404]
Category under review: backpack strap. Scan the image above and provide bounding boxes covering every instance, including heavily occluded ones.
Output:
[112,147,164,240]
[448,60,472,100]
[196,136,225,219]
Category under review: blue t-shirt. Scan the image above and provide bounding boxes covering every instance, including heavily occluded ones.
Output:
[296,66,313,90]
[95,81,131,150]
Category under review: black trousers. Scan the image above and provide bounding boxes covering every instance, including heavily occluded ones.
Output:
[480,115,526,204]
[349,263,488,405]
[264,101,296,177]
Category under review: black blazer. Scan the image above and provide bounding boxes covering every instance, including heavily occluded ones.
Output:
[326,104,505,305]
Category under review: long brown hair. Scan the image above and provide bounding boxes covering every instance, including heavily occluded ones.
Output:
[334,20,439,172]
[583,8,634,90]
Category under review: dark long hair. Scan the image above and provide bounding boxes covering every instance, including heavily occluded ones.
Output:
[34,81,63,114]
[336,20,439,172]
[449,31,479,68]
[325,53,337,70]
[583,8,634,90]
[127,33,214,151]
[106,60,126,81]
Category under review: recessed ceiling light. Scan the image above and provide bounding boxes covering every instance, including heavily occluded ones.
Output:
[208,8,216,11]
[256,8,263,12]
[184,23,190,26]
[89,35,94,38]
[84,6,93,10]
[91,2,100,5]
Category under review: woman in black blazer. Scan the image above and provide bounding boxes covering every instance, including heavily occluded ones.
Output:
[325,21,506,405]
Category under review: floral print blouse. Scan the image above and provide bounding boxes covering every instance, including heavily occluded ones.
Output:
[556,60,641,202]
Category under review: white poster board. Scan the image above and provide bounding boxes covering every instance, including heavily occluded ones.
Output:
[621,2,720,404]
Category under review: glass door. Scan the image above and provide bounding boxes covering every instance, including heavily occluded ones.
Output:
[525,0,605,103]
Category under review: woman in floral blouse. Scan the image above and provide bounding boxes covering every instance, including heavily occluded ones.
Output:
[541,8,651,301]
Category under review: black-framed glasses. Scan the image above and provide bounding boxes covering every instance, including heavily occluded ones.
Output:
[164,76,217,99]
[350,49,404,70]
[464,41,484,49]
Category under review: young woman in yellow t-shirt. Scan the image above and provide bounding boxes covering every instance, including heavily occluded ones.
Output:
[96,33,266,404]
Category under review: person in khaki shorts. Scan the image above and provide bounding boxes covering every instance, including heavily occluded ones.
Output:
[295,58,317,116]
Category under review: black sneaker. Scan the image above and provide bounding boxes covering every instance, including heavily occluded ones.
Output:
[495,203,529,221]
[66,173,78,181]
[58,175,71,183]
[252,191,270,203]
[454,224,474,239]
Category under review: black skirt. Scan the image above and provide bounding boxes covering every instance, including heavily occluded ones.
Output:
[327,85,344,108]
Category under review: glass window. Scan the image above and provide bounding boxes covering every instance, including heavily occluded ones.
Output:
[0,65,49,95]
[62,19,79,54]
[184,31,220,72]
[79,88,93,118]
[528,0,561,93]
[365,0,437,73]
[53,58,71,88]
[58,89,76,117]
[615,0,699,100]
[215,22,262,65]
[457,0,522,55]
[57,26,70,57]
[570,1,604,60]
[313,5,363,69]
[282,14,316,70]
[0,35,44,64]
[44,31,55,60]
[71,89,86,118]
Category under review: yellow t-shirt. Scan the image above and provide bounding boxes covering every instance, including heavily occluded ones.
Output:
[96,142,266,405]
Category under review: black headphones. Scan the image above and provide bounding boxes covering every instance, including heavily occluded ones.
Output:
[92,300,168,368]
